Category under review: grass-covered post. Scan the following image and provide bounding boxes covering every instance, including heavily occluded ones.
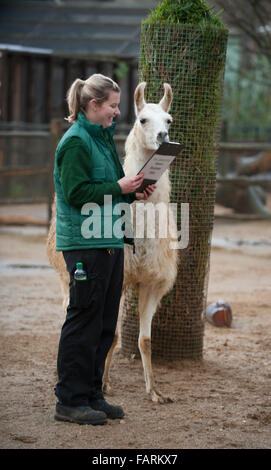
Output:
[121,0,228,360]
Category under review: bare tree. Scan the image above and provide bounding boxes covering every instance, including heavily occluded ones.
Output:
[209,0,271,62]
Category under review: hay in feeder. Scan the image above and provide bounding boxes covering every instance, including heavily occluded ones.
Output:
[121,0,228,360]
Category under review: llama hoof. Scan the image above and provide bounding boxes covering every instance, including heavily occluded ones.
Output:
[102,382,112,395]
[151,389,173,404]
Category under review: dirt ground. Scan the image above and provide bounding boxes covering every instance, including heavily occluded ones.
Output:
[0,204,270,450]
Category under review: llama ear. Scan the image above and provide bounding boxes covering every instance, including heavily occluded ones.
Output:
[134,82,147,115]
[159,83,173,112]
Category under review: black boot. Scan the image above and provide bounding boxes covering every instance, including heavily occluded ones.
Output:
[88,397,124,419]
[55,402,107,425]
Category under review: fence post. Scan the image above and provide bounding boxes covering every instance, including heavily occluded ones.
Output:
[48,119,63,227]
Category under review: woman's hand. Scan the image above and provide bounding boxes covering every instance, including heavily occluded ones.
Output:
[136,184,156,200]
[117,173,144,194]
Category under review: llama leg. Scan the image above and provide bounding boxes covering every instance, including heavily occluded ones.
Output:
[102,330,118,395]
[102,292,124,394]
[138,285,173,404]
[59,273,69,313]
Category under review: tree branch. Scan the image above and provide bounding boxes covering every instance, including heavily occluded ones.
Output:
[212,0,271,62]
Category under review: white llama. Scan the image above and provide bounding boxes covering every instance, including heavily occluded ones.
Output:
[103,82,178,403]
[47,82,178,404]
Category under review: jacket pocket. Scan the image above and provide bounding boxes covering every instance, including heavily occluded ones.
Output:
[71,273,99,309]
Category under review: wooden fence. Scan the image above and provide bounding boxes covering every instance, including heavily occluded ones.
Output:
[0,50,137,126]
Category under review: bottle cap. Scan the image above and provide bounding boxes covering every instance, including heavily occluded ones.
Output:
[76,262,83,269]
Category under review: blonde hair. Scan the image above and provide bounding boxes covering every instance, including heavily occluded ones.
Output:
[66,73,120,123]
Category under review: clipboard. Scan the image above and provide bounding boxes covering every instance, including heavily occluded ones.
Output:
[136,141,183,193]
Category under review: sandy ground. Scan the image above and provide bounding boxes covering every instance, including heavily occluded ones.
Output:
[0,204,270,450]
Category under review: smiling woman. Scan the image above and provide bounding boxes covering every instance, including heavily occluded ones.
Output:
[47,73,157,426]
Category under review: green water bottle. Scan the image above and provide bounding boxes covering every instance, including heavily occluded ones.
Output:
[74,262,87,281]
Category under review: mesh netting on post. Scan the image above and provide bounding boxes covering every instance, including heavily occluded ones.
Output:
[121,22,228,360]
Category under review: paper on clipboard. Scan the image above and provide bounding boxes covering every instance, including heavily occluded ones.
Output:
[136,141,183,193]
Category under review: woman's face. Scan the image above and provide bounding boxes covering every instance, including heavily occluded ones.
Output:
[89,91,121,128]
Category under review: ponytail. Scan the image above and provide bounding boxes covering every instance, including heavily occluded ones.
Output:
[66,79,85,123]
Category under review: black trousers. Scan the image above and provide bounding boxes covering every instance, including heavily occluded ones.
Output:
[55,248,124,407]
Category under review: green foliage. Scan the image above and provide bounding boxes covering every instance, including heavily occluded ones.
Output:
[114,61,129,79]
[222,38,271,140]
[145,0,225,28]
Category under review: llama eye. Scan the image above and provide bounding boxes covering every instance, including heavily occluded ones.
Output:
[167,119,172,124]
[140,119,147,125]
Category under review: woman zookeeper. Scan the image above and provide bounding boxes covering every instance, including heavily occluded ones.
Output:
[53,74,155,425]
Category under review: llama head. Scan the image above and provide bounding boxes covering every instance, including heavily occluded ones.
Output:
[134,82,173,151]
